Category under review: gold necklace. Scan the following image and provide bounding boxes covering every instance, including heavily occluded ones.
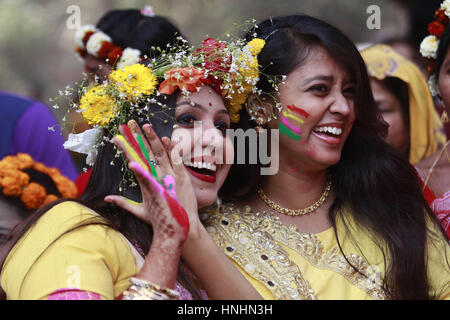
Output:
[257,178,332,216]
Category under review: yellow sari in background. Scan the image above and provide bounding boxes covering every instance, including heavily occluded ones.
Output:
[361,44,446,164]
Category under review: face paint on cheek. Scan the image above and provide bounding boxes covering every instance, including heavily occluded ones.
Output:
[280,116,302,135]
[279,123,301,141]
[287,105,310,118]
[282,111,304,124]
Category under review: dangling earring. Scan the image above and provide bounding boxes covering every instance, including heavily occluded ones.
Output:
[255,116,265,134]
[441,110,449,124]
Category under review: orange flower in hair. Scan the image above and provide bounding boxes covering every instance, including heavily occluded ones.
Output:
[159,67,205,95]
[52,175,78,198]
[1,177,23,197]
[0,153,78,210]
[21,182,46,210]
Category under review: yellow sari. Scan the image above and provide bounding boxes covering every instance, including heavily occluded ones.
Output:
[202,202,450,300]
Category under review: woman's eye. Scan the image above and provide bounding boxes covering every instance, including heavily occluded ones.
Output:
[309,84,328,94]
[215,121,229,135]
[176,114,196,126]
[343,86,356,98]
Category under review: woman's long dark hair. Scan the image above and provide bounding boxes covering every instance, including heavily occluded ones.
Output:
[0,92,204,299]
[221,15,448,299]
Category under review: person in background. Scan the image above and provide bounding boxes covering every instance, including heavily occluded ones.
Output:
[69,6,186,195]
[416,1,450,238]
[0,91,78,181]
[361,44,446,164]
[384,38,429,77]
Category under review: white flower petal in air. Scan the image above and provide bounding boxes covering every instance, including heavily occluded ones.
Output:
[63,127,103,166]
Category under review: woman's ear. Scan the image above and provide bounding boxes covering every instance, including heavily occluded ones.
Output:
[245,93,276,127]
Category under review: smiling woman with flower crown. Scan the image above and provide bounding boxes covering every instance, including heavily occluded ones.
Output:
[202,15,450,300]
[0,34,274,300]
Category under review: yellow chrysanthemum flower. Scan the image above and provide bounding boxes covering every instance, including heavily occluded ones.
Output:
[109,64,158,100]
[79,86,117,126]
[225,40,265,121]
[245,38,266,56]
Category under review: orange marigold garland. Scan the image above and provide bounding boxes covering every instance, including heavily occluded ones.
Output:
[0,153,78,210]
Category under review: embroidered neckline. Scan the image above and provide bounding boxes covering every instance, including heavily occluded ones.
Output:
[201,202,387,300]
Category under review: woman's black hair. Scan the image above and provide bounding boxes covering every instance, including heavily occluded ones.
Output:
[96,9,185,57]
[221,14,448,299]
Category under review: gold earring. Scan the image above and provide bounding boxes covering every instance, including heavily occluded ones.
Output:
[441,110,449,124]
[255,116,265,134]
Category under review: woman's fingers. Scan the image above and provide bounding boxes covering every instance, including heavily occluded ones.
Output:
[104,195,148,222]
[111,136,133,164]
[167,140,188,179]
[142,124,174,176]
[118,122,162,178]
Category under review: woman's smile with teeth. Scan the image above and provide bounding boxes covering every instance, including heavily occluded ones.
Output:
[313,126,343,136]
[183,161,217,172]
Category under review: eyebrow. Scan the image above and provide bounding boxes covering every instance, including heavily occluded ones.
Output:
[302,75,334,85]
[176,101,230,115]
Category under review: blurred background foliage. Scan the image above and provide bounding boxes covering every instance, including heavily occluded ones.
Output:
[0,0,438,120]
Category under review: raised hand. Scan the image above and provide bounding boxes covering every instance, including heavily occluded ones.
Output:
[104,124,189,244]
[105,120,201,240]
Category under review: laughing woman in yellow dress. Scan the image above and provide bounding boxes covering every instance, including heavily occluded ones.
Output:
[202,15,450,300]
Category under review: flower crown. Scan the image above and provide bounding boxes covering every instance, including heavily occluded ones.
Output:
[420,0,450,95]
[0,153,78,210]
[74,25,146,69]
[60,35,274,167]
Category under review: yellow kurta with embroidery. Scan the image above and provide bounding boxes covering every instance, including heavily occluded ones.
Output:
[1,201,142,300]
[201,203,450,300]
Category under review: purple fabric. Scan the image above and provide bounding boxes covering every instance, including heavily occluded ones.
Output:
[9,102,78,181]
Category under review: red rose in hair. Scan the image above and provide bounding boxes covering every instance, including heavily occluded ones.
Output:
[435,9,450,25]
[428,21,446,38]
[97,41,115,60]
[197,38,231,73]
[107,47,123,66]
[82,31,95,46]
[195,38,232,94]
[159,67,205,95]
